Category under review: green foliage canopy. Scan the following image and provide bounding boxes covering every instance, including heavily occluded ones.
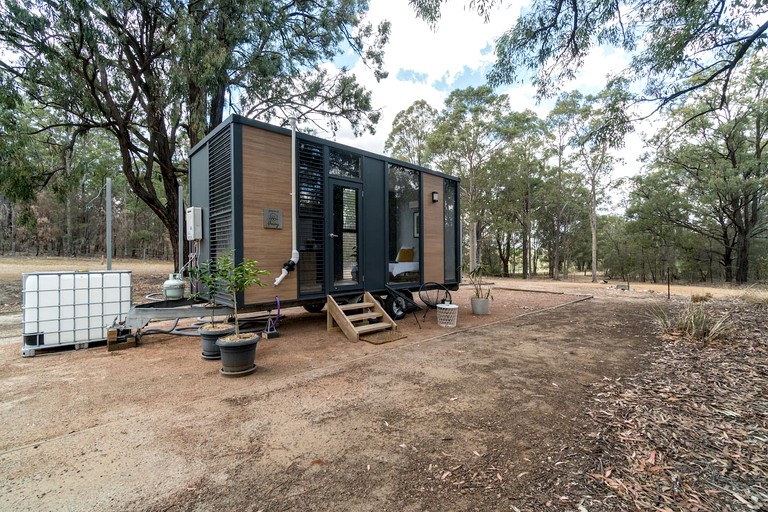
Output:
[409,0,767,110]
[629,56,768,283]
[0,0,390,267]
[384,100,437,166]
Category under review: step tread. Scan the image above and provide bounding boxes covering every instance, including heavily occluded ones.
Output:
[347,311,383,322]
[354,322,393,334]
[338,302,376,311]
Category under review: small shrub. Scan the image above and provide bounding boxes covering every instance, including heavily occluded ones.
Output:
[650,302,732,343]
[740,290,768,309]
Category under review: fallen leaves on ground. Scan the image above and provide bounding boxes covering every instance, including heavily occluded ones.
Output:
[579,297,768,510]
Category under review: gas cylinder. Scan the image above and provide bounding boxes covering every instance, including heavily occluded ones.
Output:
[163,273,185,300]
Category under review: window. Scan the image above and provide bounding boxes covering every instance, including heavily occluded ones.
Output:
[329,148,361,179]
[444,179,458,282]
[387,165,420,283]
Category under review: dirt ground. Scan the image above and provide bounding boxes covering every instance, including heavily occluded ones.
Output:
[0,258,764,511]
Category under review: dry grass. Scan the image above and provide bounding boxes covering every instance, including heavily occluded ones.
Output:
[741,289,768,309]
[0,255,172,280]
[650,302,733,343]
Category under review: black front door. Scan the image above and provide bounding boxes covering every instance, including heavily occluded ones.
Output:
[328,180,362,293]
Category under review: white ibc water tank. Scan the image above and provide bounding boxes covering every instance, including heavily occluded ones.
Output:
[22,271,132,356]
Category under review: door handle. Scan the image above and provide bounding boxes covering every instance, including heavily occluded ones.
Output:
[329,233,339,239]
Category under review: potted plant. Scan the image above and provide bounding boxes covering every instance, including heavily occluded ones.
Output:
[215,251,269,377]
[468,265,492,315]
[189,257,233,360]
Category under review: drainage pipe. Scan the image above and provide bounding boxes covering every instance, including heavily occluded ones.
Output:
[274,118,300,287]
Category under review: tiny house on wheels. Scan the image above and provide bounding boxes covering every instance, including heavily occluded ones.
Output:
[187,115,460,326]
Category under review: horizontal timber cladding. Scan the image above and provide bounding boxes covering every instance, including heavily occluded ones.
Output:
[240,124,297,304]
[422,173,445,283]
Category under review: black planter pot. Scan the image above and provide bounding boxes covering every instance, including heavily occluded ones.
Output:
[199,324,235,360]
[216,334,260,376]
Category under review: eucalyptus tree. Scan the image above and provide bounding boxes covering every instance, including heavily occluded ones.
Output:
[490,109,549,278]
[427,86,509,270]
[629,168,739,280]
[632,57,768,283]
[409,0,767,112]
[0,0,390,268]
[0,102,164,257]
[566,83,632,283]
[384,100,437,166]
[575,113,617,283]
[545,91,582,279]
[537,166,588,279]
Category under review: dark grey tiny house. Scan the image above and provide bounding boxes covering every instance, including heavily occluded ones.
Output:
[188,115,460,313]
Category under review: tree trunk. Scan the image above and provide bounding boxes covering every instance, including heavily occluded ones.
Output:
[563,238,570,279]
[468,221,477,271]
[552,229,561,280]
[495,234,511,277]
[521,230,529,279]
[735,230,750,283]
[115,133,181,271]
[511,233,517,275]
[10,205,16,256]
[590,206,597,283]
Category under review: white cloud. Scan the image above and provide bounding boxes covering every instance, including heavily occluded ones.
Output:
[327,0,522,153]
[317,0,649,186]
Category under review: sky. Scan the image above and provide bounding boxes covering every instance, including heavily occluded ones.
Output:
[321,0,648,185]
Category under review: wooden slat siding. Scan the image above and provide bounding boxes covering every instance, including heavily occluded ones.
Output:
[240,124,298,304]
[422,174,445,283]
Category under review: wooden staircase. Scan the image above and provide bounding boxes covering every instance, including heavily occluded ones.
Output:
[327,292,397,341]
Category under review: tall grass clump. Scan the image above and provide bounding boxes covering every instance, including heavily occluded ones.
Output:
[690,292,713,303]
[650,302,733,343]
[740,289,768,309]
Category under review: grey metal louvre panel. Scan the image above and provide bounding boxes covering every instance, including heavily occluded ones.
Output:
[298,141,324,216]
[208,127,233,259]
[298,141,325,295]
[208,127,233,304]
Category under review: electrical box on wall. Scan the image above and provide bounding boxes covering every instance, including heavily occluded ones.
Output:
[186,207,202,240]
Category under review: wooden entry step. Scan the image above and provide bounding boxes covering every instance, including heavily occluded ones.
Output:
[327,292,397,342]
[337,301,377,311]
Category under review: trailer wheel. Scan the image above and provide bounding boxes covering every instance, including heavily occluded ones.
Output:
[303,302,326,313]
[385,294,408,320]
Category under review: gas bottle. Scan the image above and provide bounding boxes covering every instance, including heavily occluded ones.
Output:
[163,273,185,300]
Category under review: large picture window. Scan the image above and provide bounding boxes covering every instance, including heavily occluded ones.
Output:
[387,165,420,283]
[444,179,458,282]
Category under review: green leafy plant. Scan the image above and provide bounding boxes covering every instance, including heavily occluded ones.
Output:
[216,251,269,339]
[189,257,225,328]
[468,265,493,300]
